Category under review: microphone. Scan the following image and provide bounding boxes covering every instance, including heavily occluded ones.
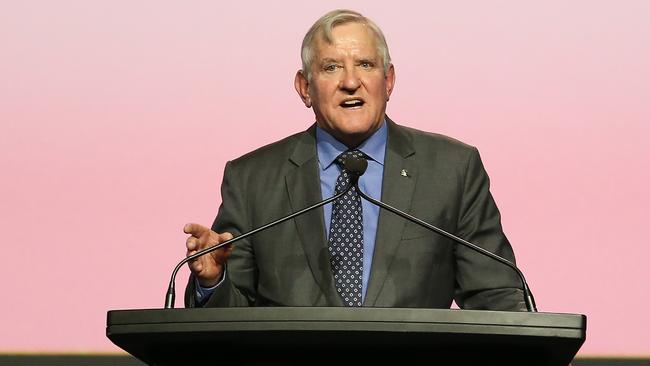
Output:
[345,155,538,312]
[164,169,357,309]
[343,153,368,179]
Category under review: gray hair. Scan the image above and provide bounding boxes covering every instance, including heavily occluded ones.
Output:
[300,9,392,81]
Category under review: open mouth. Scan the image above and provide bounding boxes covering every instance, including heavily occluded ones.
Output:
[340,99,365,109]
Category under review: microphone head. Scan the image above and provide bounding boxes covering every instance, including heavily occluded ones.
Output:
[343,154,368,177]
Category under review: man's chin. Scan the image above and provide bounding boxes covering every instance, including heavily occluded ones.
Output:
[315,115,383,147]
[330,129,376,148]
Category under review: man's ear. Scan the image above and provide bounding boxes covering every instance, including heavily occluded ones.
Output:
[385,64,395,101]
[294,70,312,108]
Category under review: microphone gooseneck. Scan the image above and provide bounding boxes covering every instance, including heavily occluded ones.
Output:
[168,153,537,312]
[164,178,356,309]
[344,154,537,312]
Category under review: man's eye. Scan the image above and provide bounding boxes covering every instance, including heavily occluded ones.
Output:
[360,61,374,69]
[324,64,338,72]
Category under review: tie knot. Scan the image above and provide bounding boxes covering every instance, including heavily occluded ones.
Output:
[335,149,365,168]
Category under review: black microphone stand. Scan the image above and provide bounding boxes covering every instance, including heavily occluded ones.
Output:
[344,156,537,312]
[166,155,536,312]
[164,182,355,309]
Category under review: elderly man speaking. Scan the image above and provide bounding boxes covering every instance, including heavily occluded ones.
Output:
[183,9,525,311]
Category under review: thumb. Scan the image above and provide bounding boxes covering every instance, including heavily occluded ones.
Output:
[217,232,234,242]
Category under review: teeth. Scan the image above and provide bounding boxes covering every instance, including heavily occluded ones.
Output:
[343,100,362,105]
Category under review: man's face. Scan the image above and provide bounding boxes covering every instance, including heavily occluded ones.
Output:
[295,22,395,147]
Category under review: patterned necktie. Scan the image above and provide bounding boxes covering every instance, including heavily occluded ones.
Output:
[328,150,365,307]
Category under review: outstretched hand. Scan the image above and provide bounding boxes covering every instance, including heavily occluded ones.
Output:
[184,223,233,287]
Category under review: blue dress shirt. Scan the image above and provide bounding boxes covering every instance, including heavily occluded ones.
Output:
[316,121,387,301]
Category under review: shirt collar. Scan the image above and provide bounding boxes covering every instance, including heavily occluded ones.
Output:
[316,119,388,170]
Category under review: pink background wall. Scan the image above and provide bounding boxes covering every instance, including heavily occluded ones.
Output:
[1,0,649,356]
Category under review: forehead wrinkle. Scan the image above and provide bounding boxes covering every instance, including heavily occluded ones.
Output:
[317,40,377,63]
[318,24,376,51]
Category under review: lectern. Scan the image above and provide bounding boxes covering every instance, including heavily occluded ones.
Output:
[107,307,585,365]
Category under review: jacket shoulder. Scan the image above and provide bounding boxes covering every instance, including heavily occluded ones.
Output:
[395,123,478,157]
[229,129,313,169]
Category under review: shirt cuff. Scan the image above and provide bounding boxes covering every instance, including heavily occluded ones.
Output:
[194,267,226,304]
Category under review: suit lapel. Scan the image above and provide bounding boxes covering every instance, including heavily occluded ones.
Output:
[285,126,343,306]
[364,119,417,306]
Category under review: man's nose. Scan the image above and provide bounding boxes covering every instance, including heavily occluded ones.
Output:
[339,68,361,92]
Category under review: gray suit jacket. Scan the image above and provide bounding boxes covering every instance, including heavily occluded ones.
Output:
[186,118,525,311]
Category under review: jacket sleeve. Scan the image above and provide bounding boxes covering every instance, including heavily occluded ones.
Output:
[184,160,257,307]
[453,147,527,311]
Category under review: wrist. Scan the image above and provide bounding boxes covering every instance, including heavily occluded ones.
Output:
[197,267,224,288]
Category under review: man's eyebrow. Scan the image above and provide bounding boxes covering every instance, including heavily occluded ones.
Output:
[357,57,378,63]
[319,58,340,64]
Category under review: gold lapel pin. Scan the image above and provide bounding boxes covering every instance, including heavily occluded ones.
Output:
[400,169,409,177]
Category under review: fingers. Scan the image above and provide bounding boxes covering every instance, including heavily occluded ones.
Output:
[211,242,234,264]
[185,227,233,252]
[185,235,212,259]
[186,242,216,279]
[184,223,235,284]
[186,236,198,251]
[187,251,204,272]
[184,223,208,237]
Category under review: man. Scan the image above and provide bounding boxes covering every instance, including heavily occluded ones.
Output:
[184,9,525,311]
